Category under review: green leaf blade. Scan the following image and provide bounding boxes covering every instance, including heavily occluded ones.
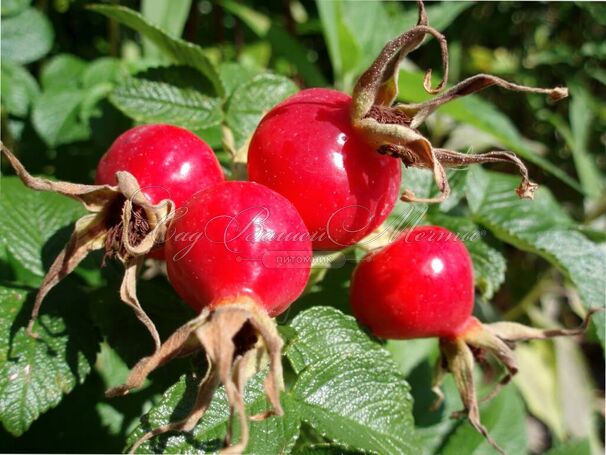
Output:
[441,385,528,455]
[287,307,417,455]
[225,73,298,149]
[0,177,85,277]
[0,284,99,436]
[466,168,606,345]
[128,372,300,453]
[1,8,54,64]
[89,4,224,98]
[110,76,223,130]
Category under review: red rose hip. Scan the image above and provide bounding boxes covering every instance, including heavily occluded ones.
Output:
[165,181,311,316]
[350,226,596,454]
[96,123,224,208]
[0,124,224,352]
[248,88,401,250]
[111,181,312,453]
[351,226,473,339]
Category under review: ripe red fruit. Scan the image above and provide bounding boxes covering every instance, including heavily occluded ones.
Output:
[351,226,473,339]
[111,181,312,452]
[96,124,224,259]
[248,88,401,250]
[165,181,311,315]
[350,226,595,453]
[0,124,224,352]
[96,124,224,208]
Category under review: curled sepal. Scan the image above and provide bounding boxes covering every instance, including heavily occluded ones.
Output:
[0,143,174,351]
[434,310,599,454]
[110,297,284,455]
[349,1,568,204]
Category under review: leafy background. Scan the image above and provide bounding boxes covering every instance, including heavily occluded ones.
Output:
[1,1,605,454]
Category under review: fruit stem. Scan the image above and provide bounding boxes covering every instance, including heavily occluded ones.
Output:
[434,311,599,453]
[110,296,284,454]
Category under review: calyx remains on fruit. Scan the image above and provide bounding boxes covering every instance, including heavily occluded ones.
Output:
[107,181,312,453]
[1,143,172,349]
[350,226,598,454]
[351,0,568,203]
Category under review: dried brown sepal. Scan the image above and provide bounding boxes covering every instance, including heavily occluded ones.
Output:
[350,0,568,204]
[109,297,284,455]
[0,142,175,351]
[432,310,599,454]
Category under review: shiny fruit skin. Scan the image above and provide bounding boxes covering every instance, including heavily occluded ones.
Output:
[96,124,224,208]
[350,226,474,339]
[248,88,401,251]
[165,181,312,316]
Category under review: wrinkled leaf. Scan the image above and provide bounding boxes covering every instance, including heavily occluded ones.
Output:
[1,8,53,64]
[41,54,88,90]
[127,372,300,453]
[0,283,99,436]
[0,61,39,118]
[218,62,260,99]
[287,307,417,454]
[89,4,223,97]
[110,74,222,130]
[0,177,85,277]
[225,73,298,149]
[466,167,606,346]
[32,88,91,147]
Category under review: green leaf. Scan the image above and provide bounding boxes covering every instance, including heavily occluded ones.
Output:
[218,62,260,98]
[89,4,223,98]
[221,0,327,87]
[429,214,506,300]
[465,167,606,346]
[317,1,471,90]
[397,70,583,193]
[1,8,53,64]
[287,307,418,454]
[141,0,192,60]
[1,0,31,16]
[0,177,85,277]
[0,283,99,436]
[294,442,364,454]
[0,61,39,118]
[316,0,361,90]
[225,73,298,148]
[110,71,222,130]
[40,54,88,90]
[441,385,528,455]
[32,88,91,147]
[82,57,127,88]
[127,372,300,453]
[316,1,471,91]
[545,439,591,455]
[386,338,438,377]
[568,85,604,198]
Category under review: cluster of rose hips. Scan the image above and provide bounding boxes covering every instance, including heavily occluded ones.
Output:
[0,2,593,453]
